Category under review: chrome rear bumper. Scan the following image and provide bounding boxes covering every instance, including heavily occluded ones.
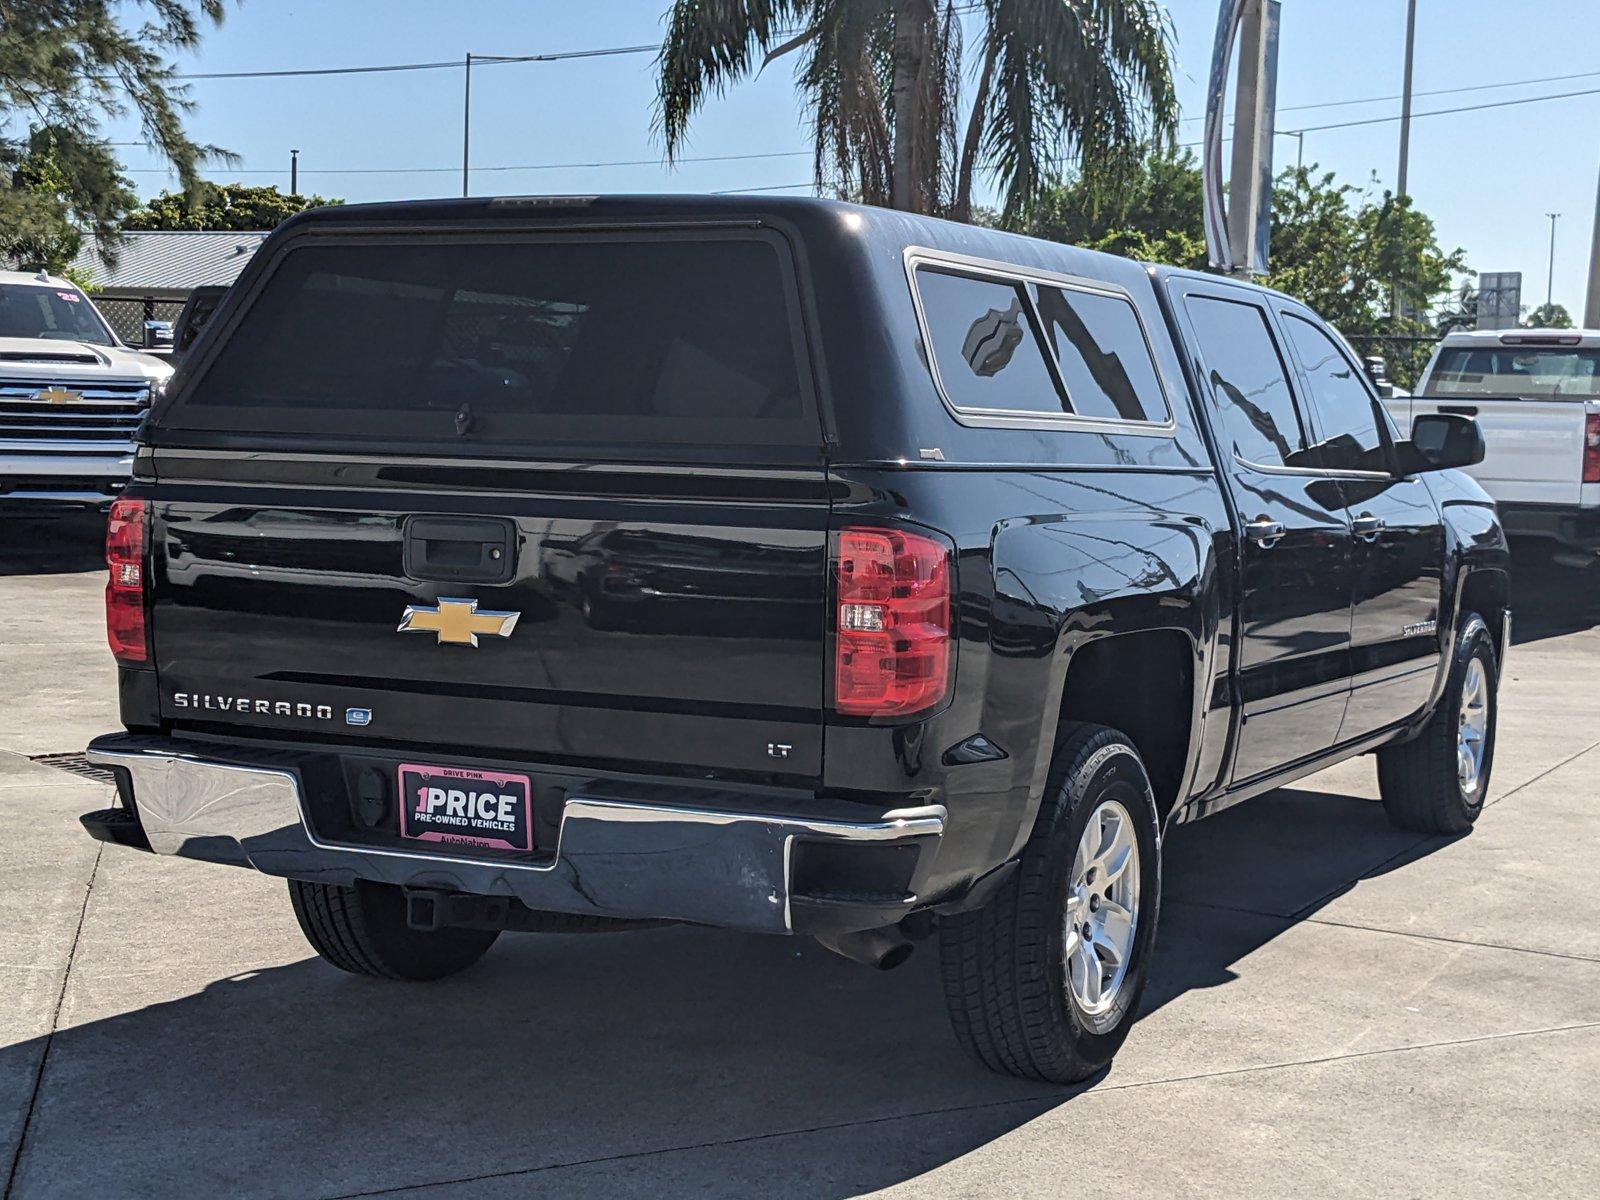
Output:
[86,736,944,935]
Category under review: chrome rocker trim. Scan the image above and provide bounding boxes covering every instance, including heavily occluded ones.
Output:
[87,740,945,936]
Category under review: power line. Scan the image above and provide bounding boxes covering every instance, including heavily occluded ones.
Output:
[116,80,1596,178]
[1179,65,1600,123]
[117,149,811,176]
[1292,83,1600,134]
[157,3,988,82]
[166,42,659,80]
[712,182,814,194]
[1175,81,1600,148]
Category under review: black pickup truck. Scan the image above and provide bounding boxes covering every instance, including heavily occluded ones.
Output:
[82,196,1509,1084]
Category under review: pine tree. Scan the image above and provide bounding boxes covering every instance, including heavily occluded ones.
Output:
[1,1,232,269]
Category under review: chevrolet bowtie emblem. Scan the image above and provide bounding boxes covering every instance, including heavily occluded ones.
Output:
[34,387,82,405]
[397,598,520,647]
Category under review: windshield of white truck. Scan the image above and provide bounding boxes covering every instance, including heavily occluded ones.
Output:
[0,283,115,346]
[1425,345,1600,398]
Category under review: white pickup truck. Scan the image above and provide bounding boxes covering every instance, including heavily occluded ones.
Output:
[0,269,173,508]
[1387,328,1600,563]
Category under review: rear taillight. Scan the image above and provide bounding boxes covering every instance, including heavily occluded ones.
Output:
[833,526,951,717]
[1585,413,1600,485]
[105,497,149,664]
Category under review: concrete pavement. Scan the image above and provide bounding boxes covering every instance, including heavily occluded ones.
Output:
[2,513,1597,1199]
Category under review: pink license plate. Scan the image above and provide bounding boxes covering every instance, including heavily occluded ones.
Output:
[397,763,533,853]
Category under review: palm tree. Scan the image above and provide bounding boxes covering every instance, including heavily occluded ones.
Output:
[656,0,1177,222]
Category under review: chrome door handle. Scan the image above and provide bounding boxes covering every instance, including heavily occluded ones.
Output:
[1245,517,1286,548]
[1352,513,1386,542]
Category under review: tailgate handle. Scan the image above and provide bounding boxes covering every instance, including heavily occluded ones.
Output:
[402,516,517,585]
[1438,404,1478,416]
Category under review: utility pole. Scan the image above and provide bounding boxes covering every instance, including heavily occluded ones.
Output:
[462,53,473,198]
[1586,161,1600,328]
[1396,0,1418,199]
[290,148,299,196]
[1393,0,1418,321]
[1546,212,1561,308]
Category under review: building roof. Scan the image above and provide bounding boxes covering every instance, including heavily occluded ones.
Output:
[69,230,269,292]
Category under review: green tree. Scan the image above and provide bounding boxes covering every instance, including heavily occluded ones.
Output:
[125,183,341,232]
[997,145,1207,268]
[0,126,137,271]
[1267,166,1463,337]
[1,1,233,265]
[1003,155,1468,387]
[1524,302,1573,329]
[656,0,1177,221]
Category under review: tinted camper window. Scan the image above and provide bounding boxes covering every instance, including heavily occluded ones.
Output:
[915,268,1066,416]
[1035,285,1168,423]
[158,233,818,454]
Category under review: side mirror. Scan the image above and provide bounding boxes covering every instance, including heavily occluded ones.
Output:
[142,319,174,349]
[1398,412,1486,474]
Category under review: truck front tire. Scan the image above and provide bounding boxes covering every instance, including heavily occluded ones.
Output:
[289,879,499,981]
[938,723,1162,1084]
[1376,612,1499,835]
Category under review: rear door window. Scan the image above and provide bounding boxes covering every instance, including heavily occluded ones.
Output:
[1184,295,1313,470]
[157,232,819,454]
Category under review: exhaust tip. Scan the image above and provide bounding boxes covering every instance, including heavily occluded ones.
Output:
[816,926,915,971]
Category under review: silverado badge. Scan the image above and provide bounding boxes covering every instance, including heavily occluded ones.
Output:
[33,387,83,405]
[397,598,520,647]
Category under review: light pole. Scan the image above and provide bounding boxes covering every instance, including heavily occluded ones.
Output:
[461,54,473,197]
[1546,212,1562,308]
[290,148,299,195]
[1281,128,1305,171]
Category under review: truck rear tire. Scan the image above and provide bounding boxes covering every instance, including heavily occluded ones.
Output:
[1376,613,1499,835]
[938,723,1162,1084]
[288,879,499,981]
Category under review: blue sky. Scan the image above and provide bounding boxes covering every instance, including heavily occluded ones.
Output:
[107,0,1600,316]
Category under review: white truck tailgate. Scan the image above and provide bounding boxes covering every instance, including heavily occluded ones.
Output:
[1400,394,1589,506]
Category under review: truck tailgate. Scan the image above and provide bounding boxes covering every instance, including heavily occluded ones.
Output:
[1405,394,1590,506]
[150,464,829,781]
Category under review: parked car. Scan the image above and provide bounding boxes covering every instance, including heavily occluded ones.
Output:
[80,196,1508,1084]
[0,269,172,507]
[1389,328,1600,563]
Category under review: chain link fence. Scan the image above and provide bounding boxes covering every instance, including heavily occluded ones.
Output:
[93,296,186,345]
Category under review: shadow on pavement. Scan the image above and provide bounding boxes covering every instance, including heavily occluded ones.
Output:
[1508,541,1600,646]
[3,781,1451,1200]
[0,511,105,577]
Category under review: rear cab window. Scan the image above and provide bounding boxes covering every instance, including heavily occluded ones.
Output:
[1425,343,1600,398]
[154,229,822,458]
[910,255,1171,428]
